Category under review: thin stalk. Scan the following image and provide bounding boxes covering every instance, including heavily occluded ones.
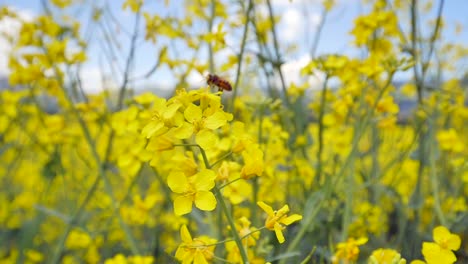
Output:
[341,133,358,241]
[252,104,265,227]
[212,186,250,264]
[265,0,291,107]
[208,0,216,73]
[428,121,446,226]
[196,147,250,264]
[370,123,381,203]
[116,7,141,110]
[280,175,331,264]
[421,0,445,78]
[314,76,329,186]
[230,0,254,112]
[310,8,327,59]
[211,151,233,168]
[283,77,394,259]
[50,82,141,262]
[48,7,143,258]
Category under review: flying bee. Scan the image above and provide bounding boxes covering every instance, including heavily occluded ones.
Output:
[206,73,232,92]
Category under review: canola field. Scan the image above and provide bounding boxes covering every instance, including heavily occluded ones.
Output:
[0,0,467,263]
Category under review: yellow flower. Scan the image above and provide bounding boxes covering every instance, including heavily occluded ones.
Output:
[128,255,154,264]
[122,0,143,12]
[50,0,72,8]
[437,129,464,153]
[240,145,265,179]
[257,201,302,243]
[411,226,461,264]
[175,225,217,264]
[424,226,461,264]
[177,103,232,137]
[65,229,92,250]
[332,237,368,264]
[104,254,127,264]
[375,96,399,114]
[369,248,406,264]
[167,169,217,215]
[141,97,176,139]
[25,249,44,263]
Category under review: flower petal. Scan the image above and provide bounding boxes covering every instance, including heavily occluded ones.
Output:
[184,103,202,123]
[257,201,274,216]
[446,234,461,251]
[281,214,303,226]
[172,122,194,139]
[274,222,285,244]
[180,225,192,243]
[205,111,230,130]
[167,171,189,193]
[141,121,165,139]
[174,195,193,216]
[196,129,218,150]
[433,226,461,251]
[194,251,209,264]
[163,102,181,120]
[194,169,216,191]
[195,191,217,211]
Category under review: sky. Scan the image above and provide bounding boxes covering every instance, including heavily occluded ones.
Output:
[1,0,467,95]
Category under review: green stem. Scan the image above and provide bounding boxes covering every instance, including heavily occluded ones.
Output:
[197,147,250,264]
[212,186,250,264]
[315,76,328,186]
[211,151,234,168]
[266,0,291,107]
[252,104,265,227]
[230,0,254,112]
[207,0,215,73]
[341,138,357,241]
[429,123,446,226]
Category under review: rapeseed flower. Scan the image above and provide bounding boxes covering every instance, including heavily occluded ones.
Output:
[437,129,464,153]
[331,237,368,264]
[257,201,302,244]
[240,145,264,179]
[175,225,217,264]
[369,248,406,264]
[411,226,461,264]
[167,169,217,215]
[141,97,176,138]
[65,229,92,250]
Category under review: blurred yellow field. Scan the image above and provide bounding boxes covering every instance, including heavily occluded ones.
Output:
[0,0,467,263]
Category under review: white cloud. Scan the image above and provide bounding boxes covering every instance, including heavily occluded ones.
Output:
[308,12,322,27]
[186,70,206,89]
[282,8,302,42]
[272,0,322,6]
[78,66,113,94]
[280,53,325,90]
[0,8,35,76]
[276,6,322,44]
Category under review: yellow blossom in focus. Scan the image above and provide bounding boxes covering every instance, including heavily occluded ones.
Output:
[167,169,217,215]
[175,225,216,264]
[411,226,461,264]
[257,201,302,244]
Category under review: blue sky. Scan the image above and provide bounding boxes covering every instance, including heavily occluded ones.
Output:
[1,0,467,94]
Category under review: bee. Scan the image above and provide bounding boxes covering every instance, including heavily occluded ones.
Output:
[206,73,232,92]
